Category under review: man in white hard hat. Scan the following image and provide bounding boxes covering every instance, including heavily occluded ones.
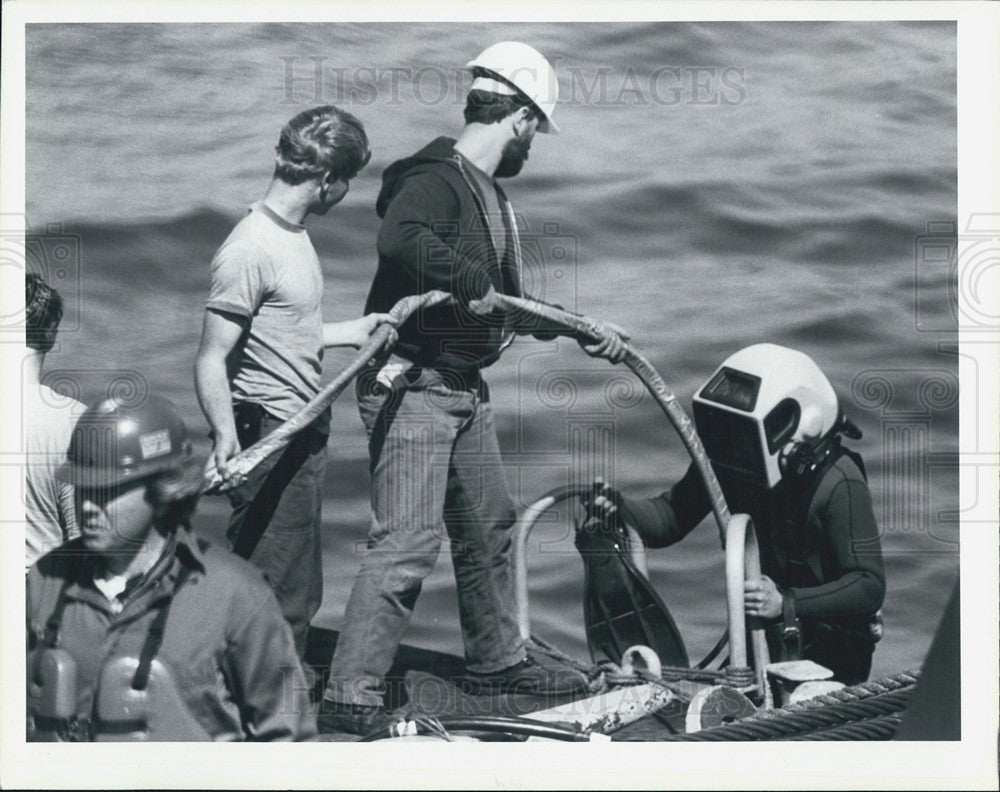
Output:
[319,42,626,734]
[583,344,886,686]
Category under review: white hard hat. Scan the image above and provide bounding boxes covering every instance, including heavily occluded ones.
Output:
[692,343,840,489]
[466,41,560,134]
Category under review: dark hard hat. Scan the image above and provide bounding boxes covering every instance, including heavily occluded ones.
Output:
[58,395,193,488]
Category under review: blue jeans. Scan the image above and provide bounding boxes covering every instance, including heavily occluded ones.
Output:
[324,367,526,706]
[226,403,327,659]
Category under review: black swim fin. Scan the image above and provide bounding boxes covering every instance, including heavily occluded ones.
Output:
[576,514,689,668]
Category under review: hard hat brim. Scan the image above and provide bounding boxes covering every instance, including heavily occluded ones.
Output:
[537,115,559,135]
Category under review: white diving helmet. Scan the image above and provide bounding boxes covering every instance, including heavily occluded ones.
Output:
[692,344,842,489]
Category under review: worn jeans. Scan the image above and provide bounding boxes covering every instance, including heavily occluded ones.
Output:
[226,403,327,659]
[324,366,525,706]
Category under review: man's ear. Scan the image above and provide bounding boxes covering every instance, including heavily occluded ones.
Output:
[318,171,333,200]
[511,105,532,129]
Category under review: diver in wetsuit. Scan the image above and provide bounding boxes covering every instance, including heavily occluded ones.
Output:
[584,344,885,685]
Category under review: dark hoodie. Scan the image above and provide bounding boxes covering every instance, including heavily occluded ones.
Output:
[365,137,525,373]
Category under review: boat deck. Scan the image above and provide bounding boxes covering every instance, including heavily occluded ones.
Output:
[303,626,687,741]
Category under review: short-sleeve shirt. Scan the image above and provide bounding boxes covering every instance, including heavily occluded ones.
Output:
[24,383,86,570]
[207,203,329,432]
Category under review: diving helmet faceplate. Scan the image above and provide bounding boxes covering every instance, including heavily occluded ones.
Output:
[692,343,839,489]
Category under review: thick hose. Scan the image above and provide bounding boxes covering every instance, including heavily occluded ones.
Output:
[202,290,451,493]
[469,290,731,546]
[360,715,590,742]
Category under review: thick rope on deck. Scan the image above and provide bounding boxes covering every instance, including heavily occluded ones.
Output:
[767,670,919,714]
[620,670,919,741]
[530,633,917,741]
[789,713,904,741]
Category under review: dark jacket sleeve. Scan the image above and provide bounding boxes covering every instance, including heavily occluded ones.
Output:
[619,463,713,549]
[788,468,886,620]
[225,583,317,742]
[377,170,494,303]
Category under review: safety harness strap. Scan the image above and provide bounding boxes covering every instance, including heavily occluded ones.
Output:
[42,578,73,648]
[131,564,191,691]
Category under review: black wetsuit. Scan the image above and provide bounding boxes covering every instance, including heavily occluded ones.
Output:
[619,445,885,684]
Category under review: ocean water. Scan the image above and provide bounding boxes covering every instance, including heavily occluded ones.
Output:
[24,21,958,680]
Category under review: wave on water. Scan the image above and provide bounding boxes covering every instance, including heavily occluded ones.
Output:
[25,20,961,678]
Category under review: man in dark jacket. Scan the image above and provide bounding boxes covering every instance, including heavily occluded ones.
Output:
[319,42,627,734]
[27,396,315,741]
[584,344,886,685]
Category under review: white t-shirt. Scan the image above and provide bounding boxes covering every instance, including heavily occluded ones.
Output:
[24,383,86,569]
[206,203,329,431]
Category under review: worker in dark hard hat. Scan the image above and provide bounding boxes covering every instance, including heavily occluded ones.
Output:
[26,396,315,741]
[583,344,886,685]
[319,41,628,734]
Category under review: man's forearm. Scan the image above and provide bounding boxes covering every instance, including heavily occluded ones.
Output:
[194,353,237,442]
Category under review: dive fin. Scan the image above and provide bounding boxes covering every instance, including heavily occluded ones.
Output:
[576,516,688,668]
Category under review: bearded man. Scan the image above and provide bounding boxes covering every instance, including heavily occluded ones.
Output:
[319,42,627,734]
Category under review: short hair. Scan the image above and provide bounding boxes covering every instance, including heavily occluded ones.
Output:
[273,105,371,186]
[25,273,63,354]
[463,69,541,126]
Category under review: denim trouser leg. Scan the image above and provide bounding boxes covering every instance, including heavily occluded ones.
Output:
[324,379,525,707]
[444,400,524,673]
[226,415,326,659]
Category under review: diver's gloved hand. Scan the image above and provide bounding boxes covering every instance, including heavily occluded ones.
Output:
[581,477,625,524]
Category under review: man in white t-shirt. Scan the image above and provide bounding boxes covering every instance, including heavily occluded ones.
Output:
[194,105,395,658]
[24,273,86,570]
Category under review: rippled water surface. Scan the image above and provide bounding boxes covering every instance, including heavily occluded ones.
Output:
[25,21,958,679]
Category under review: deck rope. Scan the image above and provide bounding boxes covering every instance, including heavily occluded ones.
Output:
[618,670,920,741]
[529,634,918,741]
[789,713,904,741]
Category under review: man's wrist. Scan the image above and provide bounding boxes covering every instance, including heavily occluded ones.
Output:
[781,591,800,635]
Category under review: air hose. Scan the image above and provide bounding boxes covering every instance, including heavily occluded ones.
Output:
[359,714,592,742]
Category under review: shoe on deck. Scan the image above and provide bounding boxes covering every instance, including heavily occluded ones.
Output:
[316,699,391,736]
[463,657,589,698]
